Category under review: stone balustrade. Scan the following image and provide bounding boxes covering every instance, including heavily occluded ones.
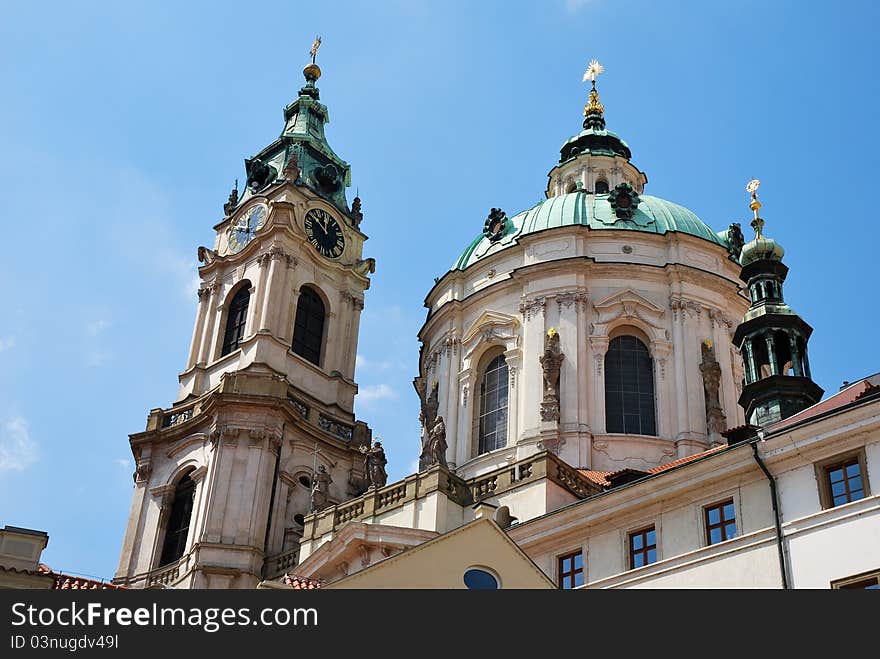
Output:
[302,451,601,542]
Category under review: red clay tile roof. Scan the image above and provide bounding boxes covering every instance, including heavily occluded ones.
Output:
[577,469,613,487]
[579,446,728,491]
[769,374,880,432]
[647,445,728,474]
[51,573,124,590]
[34,563,124,589]
[281,573,323,589]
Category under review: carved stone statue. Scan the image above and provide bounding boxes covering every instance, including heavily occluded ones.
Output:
[699,339,727,443]
[363,440,388,489]
[727,223,745,260]
[282,149,300,182]
[427,416,448,468]
[539,327,565,422]
[223,184,239,216]
[354,257,375,277]
[350,196,363,227]
[309,465,332,513]
[197,246,216,265]
[414,378,440,470]
[245,157,277,192]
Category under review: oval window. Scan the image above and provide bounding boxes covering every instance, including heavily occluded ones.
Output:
[463,568,499,590]
[293,514,305,526]
[298,475,312,488]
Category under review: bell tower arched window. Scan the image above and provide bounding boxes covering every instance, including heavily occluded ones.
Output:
[291,286,326,366]
[478,353,509,455]
[221,284,250,357]
[158,470,195,567]
[605,335,656,436]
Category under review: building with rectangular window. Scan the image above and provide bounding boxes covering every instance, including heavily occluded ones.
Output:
[109,50,879,591]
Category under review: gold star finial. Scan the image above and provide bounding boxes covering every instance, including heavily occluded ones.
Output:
[582,59,605,117]
[746,178,763,236]
[310,35,322,64]
[582,59,604,84]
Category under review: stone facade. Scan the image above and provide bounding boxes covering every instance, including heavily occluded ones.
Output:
[419,225,748,479]
[114,63,375,589]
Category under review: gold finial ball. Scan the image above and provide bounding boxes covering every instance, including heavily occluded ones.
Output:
[303,62,322,82]
[547,327,558,338]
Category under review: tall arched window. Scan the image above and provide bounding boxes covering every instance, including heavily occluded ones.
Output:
[595,179,610,194]
[478,353,509,454]
[221,285,250,357]
[291,286,325,366]
[158,471,195,567]
[605,335,656,436]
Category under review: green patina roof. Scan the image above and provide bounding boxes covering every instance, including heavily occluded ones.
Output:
[452,192,728,271]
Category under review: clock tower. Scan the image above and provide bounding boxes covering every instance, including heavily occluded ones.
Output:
[114,46,377,589]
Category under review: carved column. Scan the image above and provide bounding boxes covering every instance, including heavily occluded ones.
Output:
[787,331,803,376]
[187,286,211,368]
[589,336,609,434]
[277,258,298,343]
[148,484,177,570]
[247,253,270,337]
[518,295,547,439]
[765,334,779,376]
[742,338,755,383]
[258,247,286,333]
[670,298,690,440]
[197,280,219,364]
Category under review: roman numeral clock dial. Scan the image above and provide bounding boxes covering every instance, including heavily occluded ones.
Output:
[304,208,345,258]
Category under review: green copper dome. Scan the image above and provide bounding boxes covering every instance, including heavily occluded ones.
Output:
[453,192,728,271]
[739,233,785,266]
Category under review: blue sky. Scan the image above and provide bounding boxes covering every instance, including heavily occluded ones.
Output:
[1,1,877,581]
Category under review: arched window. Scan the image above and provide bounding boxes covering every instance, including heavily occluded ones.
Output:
[221,285,250,357]
[605,335,656,436]
[291,286,325,366]
[478,353,509,454]
[158,471,196,567]
[595,179,610,194]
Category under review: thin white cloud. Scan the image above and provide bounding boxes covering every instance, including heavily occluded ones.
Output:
[83,316,112,367]
[0,416,38,472]
[85,319,109,337]
[0,337,14,352]
[114,458,132,470]
[565,0,597,12]
[408,459,420,474]
[357,384,398,404]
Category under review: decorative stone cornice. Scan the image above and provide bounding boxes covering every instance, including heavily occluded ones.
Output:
[594,289,665,330]
[670,296,703,321]
[189,465,208,483]
[518,295,547,321]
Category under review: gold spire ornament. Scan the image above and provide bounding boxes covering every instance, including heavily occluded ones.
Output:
[310,35,322,64]
[582,59,605,117]
[303,35,323,82]
[746,178,764,236]
[582,59,604,83]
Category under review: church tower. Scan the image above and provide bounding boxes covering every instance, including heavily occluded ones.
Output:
[114,42,377,589]
[732,180,823,427]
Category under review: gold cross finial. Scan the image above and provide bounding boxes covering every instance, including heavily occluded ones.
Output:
[310,35,322,64]
[746,178,764,236]
[582,59,604,84]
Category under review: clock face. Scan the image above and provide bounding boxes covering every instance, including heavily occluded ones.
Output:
[304,208,345,259]
[227,203,268,254]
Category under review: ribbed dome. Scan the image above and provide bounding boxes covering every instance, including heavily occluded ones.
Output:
[453,192,727,271]
[739,234,785,266]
